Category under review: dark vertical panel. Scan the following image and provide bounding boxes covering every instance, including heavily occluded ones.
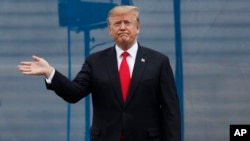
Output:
[173,0,184,141]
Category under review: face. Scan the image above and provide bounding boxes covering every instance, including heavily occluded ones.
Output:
[108,12,140,50]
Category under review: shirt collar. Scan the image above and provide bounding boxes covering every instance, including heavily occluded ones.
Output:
[115,42,138,59]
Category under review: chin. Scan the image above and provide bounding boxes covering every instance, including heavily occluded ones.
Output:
[118,40,129,44]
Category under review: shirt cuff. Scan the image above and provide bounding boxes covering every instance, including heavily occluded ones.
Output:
[45,68,55,84]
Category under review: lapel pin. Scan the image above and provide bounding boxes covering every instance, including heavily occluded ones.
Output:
[141,58,145,63]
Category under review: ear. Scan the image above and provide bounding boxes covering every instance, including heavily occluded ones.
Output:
[136,23,140,34]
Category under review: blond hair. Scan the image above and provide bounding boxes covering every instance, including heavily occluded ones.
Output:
[107,5,140,25]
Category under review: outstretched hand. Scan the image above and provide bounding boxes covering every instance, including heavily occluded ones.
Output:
[17,55,53,78]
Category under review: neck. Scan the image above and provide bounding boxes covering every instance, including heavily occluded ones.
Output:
[117,40,137,51]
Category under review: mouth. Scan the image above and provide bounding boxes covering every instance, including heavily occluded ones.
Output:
[118,34,129,39]
[118,33,128,36]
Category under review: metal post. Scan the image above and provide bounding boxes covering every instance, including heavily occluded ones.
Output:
[84,30,91,141]
[173,0,184,141]
[66,26,72,141]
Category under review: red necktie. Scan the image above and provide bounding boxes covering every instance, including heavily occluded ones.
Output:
[119,52,130,102]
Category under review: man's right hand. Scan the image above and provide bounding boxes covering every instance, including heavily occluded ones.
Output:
[17,55,53,78]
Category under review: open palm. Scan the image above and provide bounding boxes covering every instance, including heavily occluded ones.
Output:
[17,55,53,78]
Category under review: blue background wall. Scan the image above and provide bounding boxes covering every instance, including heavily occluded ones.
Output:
[0,0,250,141]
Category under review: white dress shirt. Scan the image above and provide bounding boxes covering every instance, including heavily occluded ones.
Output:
[115,42,138,76]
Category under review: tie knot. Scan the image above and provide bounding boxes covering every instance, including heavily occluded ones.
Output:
[122,52,129,58]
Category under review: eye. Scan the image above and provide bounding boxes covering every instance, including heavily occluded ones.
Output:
[114,21,121,27]
[124,21,131,25]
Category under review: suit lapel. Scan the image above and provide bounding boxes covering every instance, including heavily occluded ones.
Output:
[125,46,147,106]
[105,47,124,106]
[104,46,148,107]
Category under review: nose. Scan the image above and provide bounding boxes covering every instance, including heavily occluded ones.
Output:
[120,22,126,30]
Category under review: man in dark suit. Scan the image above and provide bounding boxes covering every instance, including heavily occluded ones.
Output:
[18,5,181,141]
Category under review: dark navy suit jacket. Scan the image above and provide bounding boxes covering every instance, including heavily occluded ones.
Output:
[46,44,181,141]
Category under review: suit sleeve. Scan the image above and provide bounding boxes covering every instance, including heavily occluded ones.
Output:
[160,57,181,141]
[45,59,92,103]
